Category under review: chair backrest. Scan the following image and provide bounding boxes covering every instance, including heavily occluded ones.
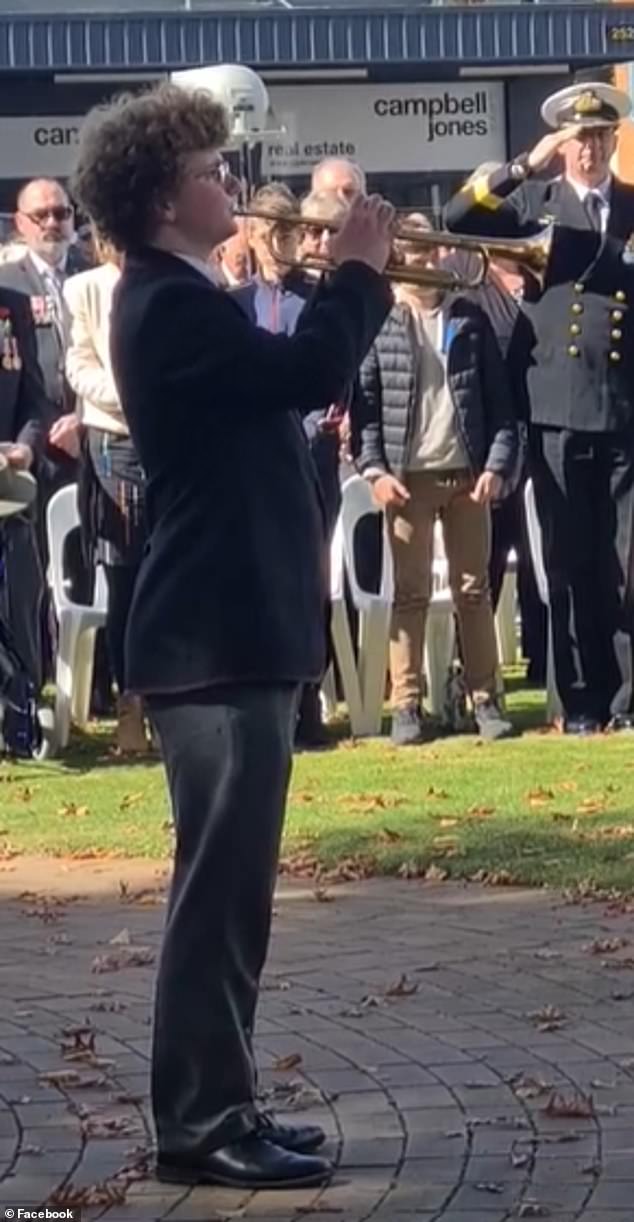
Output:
[523,478,549,606]
[46,483,108,615]
[336,474,394,609]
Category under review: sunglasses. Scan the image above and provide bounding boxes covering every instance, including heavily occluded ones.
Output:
[21,206,73,225]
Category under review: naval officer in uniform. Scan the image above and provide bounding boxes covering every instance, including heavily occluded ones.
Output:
[445,82,634,733]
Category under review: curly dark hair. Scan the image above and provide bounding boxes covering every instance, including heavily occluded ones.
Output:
[70,82,230,251]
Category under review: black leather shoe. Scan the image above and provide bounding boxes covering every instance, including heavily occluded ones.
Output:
[156,1134,332,1189]
[256,1110,326,1153]
[607,714,634,734]
[564,715,602,736]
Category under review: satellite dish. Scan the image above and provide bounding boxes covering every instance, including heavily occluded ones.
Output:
[171,63,284,146]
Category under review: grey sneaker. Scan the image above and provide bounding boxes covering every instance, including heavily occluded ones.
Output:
[474,699,514,741]
[391,704,426,746]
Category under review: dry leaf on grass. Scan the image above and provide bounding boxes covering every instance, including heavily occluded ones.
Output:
[467,804,496,819]
[385,973,418,998]
[119,792,144,811]
[57,802,90,817]
[378,826,402,844]
[426,786,449,799]
[273,1052,303,1072]
[575,797,608,815]
[543,1090,593,1118]
[526,787,555,807]
[397,860,424,879]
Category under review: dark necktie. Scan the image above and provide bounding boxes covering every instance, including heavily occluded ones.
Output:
[584,191,603,233]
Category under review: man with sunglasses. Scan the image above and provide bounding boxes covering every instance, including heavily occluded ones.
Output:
[446,81,634,736]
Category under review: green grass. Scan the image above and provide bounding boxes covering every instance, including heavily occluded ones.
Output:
[1,677,634,894]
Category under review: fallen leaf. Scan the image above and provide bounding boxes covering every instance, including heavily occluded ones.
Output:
[575,797,608,815]
[467,804,496,819]
[91,947,155,973]
[584,936,628,955]
[511,1142,532,1169]
[48,1181,128,1208]
[397,860,424,879]
[511,1073,554,1100]
[57,802,90,817]
[543,1090,593,1118]
[424,864,449,882]
[426,786,449,799]
[378,826,402,844]
[385,973,418,998]
[526,786,555,807]
[22,1145,43,1156]
[82,1113,141,1140]
[273,1053,303,1072]
[528,1005,567,1032]
[474,1182,504,1193]
[517,1205,549,1219]
[313,886,334,904]
[119,792,144,811]
[109,929,131,946]
[533,949,562,961]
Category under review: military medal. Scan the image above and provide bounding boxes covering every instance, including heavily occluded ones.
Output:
[623,233,634,265]
[0,309,17,371]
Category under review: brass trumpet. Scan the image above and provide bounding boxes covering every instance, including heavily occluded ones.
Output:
[238,206,554,291]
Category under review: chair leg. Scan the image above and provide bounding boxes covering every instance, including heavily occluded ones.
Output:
[357,604,390,736]
[545,613,561,724]
[54,615,80,750]
[330,600,364,736]
[495,570,518,667]
[320,664,337,723]
[72,629,97,729]
[424,608,456,717]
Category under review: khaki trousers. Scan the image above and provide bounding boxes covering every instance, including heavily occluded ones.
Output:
[388,470,498,708]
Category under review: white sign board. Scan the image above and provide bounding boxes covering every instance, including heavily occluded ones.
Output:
[0,81,505,180]
[0,117,82,178]
[263,82,506,176]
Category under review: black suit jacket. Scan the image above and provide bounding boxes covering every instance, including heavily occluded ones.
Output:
[0,286,51,460]
[445,170,634,432]
[110,248,392,694]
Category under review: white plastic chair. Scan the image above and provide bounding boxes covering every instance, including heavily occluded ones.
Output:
[46,484,108,749]
[329,475,393,736]
[524,479,560,723]
[496,548,519,667]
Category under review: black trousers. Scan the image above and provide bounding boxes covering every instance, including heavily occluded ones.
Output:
[1,513,44,691]
[102,564,140,694]
[531,427,634,722]
[147,682,299,1157]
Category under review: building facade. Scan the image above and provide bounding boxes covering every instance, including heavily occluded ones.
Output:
[0,3,631,215]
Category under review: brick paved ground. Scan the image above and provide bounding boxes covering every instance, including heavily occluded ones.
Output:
[0,862,633,1221]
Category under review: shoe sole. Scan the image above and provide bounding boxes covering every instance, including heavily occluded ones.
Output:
[156,1164,332,1189]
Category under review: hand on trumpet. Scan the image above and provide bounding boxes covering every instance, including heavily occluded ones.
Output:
[471,471,503,505]
[329,194,395,276]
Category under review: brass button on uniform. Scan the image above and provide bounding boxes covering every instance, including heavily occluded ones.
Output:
[615,289,627,303]
[571,302,584,315]
[611,328,623,340]
[573,283,585,294]
[610,350,622,362]
[568,344,580,357]
[612,309,624,322]
[570,323,582,336]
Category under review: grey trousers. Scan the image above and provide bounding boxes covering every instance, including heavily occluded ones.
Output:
[147,682,299,1158]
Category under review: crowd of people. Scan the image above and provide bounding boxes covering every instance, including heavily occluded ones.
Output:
[10,73,628,1192]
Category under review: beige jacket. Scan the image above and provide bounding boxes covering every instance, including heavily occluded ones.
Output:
[63,262,128,436]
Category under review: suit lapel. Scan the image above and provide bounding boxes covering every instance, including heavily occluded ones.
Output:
[551,180,591,229]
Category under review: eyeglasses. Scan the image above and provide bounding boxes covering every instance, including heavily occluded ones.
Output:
[191,160,232,185]
[20,205,73,225]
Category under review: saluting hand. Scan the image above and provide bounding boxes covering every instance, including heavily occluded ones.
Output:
[330,194,395,276]
[527,126,579,174]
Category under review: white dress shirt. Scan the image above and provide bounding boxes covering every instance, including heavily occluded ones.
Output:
[568,174,612,234]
